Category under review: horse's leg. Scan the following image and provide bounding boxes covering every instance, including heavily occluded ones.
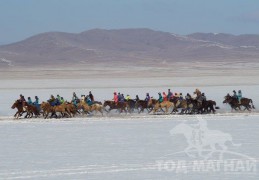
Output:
[25,112,29,118]
[14,111,19,118]
[44,112,49,119]
[29,112,33,118]
[99,108,103,116]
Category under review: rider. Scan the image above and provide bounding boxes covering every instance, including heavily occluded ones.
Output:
[120,94,125,102]
[72,92,79,107]
[145,93,150,102]
[135,95,140,101]
[167,89,173,100]
[113,92,118,104]
[33,96,40,111]
[60,97,65,104]
[19,94,26,102]
[89,91,94,102]
[201,93,207,101]
[27,97,33,105]
[55,95,61,106]
[197,93,206,107]
[185,93,192,100]
[48,95,56,106]
[237,90,242,104]
[179,93,184,101]
[57,95,62,102]
[86,95,93,106]
[232,90,237,99]
[118,93,122,102]
[158,93,163,103]
[125,94,131,101]
[163,92,167,101]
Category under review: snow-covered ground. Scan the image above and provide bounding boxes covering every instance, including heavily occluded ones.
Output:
[0,76,259,179]
[0,114,258,179]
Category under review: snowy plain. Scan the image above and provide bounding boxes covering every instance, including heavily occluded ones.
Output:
[0,76,259,179]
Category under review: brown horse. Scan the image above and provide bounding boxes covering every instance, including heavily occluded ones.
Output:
[66,102,80,117]
[171,99,193,114]
[148,99,158,108]
[41,102,54,119]
[22,102,40,118]
[223,94,255,111]
[103,100,128,113]
[11,100,25,119]
[53,103,72,118]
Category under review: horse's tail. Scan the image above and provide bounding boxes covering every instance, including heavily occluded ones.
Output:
[250,99,255,109]
[212,101,220,109]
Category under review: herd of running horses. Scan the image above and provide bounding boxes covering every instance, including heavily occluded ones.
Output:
[11,90,255,119]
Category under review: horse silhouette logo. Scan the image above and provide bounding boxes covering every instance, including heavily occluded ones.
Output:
[170,116,241,160]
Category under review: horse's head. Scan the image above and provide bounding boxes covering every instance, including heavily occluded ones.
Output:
[11,100,18,109]
[11,100,21,109]
[223,94,232,104]
[104,100,114,107]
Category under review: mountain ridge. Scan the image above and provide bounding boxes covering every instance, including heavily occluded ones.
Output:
[1,28,259,68]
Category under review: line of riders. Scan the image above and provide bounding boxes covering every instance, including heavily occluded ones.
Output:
[11,88,255,119]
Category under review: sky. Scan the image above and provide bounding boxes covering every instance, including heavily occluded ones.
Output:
[1,0,259,44]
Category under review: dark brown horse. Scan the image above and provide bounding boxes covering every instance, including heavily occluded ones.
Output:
[134,100,152,113]
[103,100,128,113]
[203,100,219,113]
[223,94,255,111]
[11,100,25,119]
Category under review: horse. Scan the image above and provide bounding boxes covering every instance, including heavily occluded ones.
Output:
[153,101,174,114]
[223,94,255,111]
[78,101,103,116]
[135,100,152,113]
[202,100,219,114]
[125,99,136,113]
[41,102,54,119]
[41,102,71,119]
[103,100,128,113]
[148,99,158,108]
[65,102,81,117]
[171,99,193,114]
[53,103,72,118]
[22,101,40,118]
[11,100,25,119]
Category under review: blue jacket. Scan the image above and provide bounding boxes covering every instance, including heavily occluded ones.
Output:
[27,99,33,105]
